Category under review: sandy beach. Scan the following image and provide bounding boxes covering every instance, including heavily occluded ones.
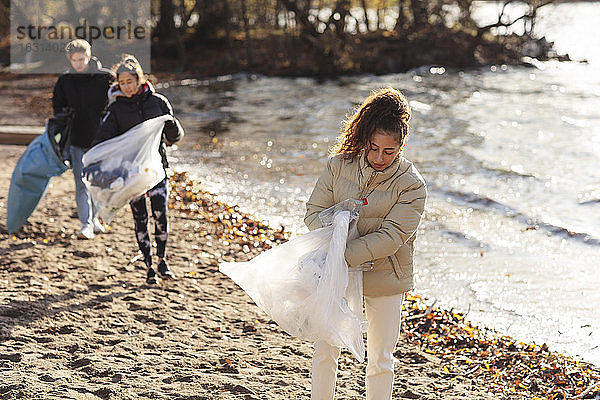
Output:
[0,141,598,400]
[0,143,475,400]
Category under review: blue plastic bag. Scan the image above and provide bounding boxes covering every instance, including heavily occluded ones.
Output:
[7,129,70,233]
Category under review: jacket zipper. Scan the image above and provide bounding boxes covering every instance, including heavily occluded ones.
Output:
[360,170,377,199]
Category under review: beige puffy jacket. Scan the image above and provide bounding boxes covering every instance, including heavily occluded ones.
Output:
[305,153,427,296]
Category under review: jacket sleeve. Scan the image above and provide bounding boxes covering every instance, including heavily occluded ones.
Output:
[159,96,184,145]
[101,72,114,109]
[92,105,118,146]
[304,157,339,231]
[344,178,427,268]
[52,76,67,114]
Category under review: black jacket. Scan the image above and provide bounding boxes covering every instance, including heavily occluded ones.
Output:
[94,82,184,169]
[52,56,113,148]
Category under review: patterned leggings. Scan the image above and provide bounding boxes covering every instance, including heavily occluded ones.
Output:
[130,178,169,268]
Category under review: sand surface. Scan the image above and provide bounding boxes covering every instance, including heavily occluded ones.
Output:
[0,143,509,400]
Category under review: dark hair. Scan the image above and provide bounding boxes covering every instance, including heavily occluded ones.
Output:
[65,39,91,58]
[114,54,145,83]
[330,87,411,159]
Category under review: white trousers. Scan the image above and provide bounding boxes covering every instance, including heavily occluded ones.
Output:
[311,293,405,400]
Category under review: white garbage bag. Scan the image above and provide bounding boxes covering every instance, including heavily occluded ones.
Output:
[220,199,367,361]
[82,115,172,223]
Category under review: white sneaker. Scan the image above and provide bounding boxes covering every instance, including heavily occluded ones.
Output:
[93,219,106,234]
[78,225,95,240]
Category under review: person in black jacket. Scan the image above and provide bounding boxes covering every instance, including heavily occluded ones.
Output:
[95,55,184,284]
[52,39,113,239]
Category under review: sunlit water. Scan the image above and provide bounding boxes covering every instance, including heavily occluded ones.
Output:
[162,2,600,365]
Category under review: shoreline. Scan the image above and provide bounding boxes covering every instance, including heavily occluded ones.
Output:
[0,56,573,132]
[170,170,600,397]
[1,144,598,399]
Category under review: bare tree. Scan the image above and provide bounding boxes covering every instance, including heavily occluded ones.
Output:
[0,0,9,38]
[241,0,253,65]
[278,0,321,40]
[393,0,408,32]
[155,0,187,71]
[156,0,176,38]
[410,0,428,29]
[361,0,370,32]
[474,0,553,42]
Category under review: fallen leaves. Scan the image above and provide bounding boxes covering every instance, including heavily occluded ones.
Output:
[167,170,599,400]
[169,172,289,253]
[402,293,600,399]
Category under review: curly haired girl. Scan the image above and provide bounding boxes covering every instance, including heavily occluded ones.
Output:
[305,87,427,400]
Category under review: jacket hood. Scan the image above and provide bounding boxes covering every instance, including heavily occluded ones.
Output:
[111,81,155,103]
[66,56,109,75]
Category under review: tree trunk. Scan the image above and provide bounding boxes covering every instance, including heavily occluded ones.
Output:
[410,0,428,29]
[279,0,321,39]
[156,0,186,72]
[241,0,253,66]
[330,0,350,37]
[222,0,236,63]
[157,0,176,39]
[361,0,370,32]
[394,0,406,32]
[275,0,282,29]
[181,0,200,30]
[304,0,312,12]
[0,0,9,37]
[173,31,187,72]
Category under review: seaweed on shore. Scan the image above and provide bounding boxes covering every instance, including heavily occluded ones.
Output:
[168,171,289,253]
[169,171,599,400]
[403,294,600,400]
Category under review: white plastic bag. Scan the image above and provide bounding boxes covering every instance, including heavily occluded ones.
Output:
[317,199,370,340]
[82,115,172,223]
[220,199,367,361]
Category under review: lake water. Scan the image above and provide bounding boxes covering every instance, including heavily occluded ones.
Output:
[162,2,600,365]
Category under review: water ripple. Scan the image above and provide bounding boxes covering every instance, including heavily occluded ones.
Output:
[430,186,600,247]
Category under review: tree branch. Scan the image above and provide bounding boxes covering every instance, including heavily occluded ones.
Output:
[475,0,553,39]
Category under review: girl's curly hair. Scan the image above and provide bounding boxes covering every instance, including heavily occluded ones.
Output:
[330,87,411,159]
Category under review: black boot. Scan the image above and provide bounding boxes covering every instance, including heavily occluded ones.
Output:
[146,267,158,284]
[157,260,175,278]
